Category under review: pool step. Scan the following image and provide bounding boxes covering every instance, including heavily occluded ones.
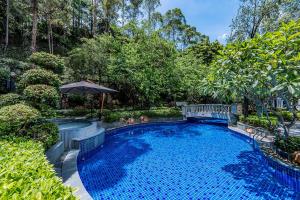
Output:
[72,128,106,155]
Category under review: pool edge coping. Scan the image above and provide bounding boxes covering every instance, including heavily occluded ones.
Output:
[62,150,92,200]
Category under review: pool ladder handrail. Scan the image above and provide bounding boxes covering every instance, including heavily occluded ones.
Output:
[251,128,267,148]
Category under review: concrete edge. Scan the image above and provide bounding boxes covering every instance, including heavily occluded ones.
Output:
[62,150,92,200]
[228,126,273,143]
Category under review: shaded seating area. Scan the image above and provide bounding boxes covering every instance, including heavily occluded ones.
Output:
[60,81,117,118]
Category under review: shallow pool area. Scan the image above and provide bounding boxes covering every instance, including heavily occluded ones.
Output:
[78,122,299,200]
[58,121,92,130]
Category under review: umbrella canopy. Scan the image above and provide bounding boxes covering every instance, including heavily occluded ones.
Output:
[60,81,117,94]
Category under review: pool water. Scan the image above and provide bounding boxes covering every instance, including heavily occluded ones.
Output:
[78,122,299,200]
[58,121,91,130]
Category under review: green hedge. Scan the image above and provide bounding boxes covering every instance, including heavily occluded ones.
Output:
[29,52,65,74]
[0,58,30,72]
[0,137,75,199]
[26,122,59,150]
[0,67,10,93]
[274,136,300,154]
[279,111,300,122]
[0,104,40,136]
[18,68,61,90]
[239,115,278,130]
[0,93,22,107]
[23,84,59,109]
[103,107,182,123]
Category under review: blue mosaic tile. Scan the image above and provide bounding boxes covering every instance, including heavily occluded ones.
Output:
[78,122,300,200]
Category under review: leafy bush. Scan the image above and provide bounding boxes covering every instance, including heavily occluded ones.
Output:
[0,137,75,199]
[26,122,59,150]
[279,110,300,122]
[0,58,30,72]
[0,67,10,93]
[0,93,22,107]
[239,115,278,130]
[0,104,40,136]
[29,52,65,74]
[103,107,182,123]
[18,68,61,90]
[67,94,87,107]
[23,84,59,109]
[274,136,300,154]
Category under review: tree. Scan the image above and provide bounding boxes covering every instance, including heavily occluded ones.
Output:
[174,38,223,102]
[4,0,9,51]
[101,0,121,32]
[229,0,300,41]
[109,27,177,106]
[159,8,203,49]
[206,20,300,138]
[40,0,71,54]
[181,25,203,48]
[162,8,186,45]
[67,34,116,81]
[128,0,143,22]
[143,0,160,24]
[31,0,38,52]
[91,0,98,36]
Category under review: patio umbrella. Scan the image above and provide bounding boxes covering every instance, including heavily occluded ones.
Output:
[60,81,117,94]
[60,81,117,114]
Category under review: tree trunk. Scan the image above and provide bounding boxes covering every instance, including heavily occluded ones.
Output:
[4,0,9,51]
[92,0,97,36]
[243,96,249,117]
[31,0,38,52]
[47,17,52,54]
[122,0,126,26]
[51,25,53,53]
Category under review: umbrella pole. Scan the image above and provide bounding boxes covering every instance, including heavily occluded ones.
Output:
[101,93,105,113]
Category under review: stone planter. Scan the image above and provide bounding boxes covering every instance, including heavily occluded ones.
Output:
[46,141,64,164]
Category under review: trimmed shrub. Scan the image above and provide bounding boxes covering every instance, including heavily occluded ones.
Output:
[0,67,10,80]
[0,67,10,93]
[275,136,300,154]
[0,58,30,72]
[239,115,278,131]
[103,107,182,123]
[23,84,59,109]
[279,111,300,122]
[0,137,75,199]
[29,52,65,74]
[18,68,61,90]
[26,122,59,150]
[0,104,40,136]
[0,93,22,107]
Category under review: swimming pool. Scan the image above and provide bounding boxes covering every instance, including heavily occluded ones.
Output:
[78,122,299,200]
[58,121,92,130]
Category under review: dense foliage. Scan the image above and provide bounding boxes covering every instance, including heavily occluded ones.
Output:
[230,0,299,41]
[275,136,300,154]
[205,20,300,137]
[0,104,40,136]
[26,122,59,150]
[239,115,278,131]
[0,137,75,199]
[23,84,59,109]
[29,52,65,74]
[18,68,61,90]
[0,93,22,107]
[0,67,10,93]
[103,107,182,123]
[0,58,30,72]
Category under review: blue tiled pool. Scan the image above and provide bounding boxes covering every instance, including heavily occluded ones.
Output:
[78,122,300,200]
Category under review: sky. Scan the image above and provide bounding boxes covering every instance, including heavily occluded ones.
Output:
[158,0,240,44]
